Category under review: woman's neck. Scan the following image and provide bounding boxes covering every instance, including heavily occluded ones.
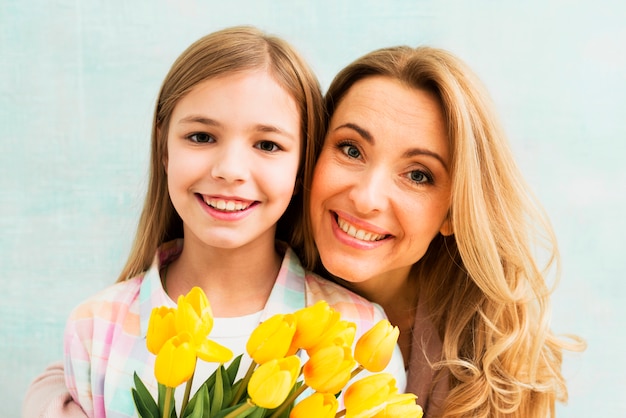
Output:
[164,235,281,317]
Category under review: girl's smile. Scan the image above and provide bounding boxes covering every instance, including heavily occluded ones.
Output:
[196,194,259,221]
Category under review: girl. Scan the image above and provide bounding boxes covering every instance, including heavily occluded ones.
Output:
[60,27,405,418]
[306,46,585,417]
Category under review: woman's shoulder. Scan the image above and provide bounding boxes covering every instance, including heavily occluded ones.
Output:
[304,271,386,325]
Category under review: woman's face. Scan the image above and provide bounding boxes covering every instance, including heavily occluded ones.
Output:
[310,76,452,285]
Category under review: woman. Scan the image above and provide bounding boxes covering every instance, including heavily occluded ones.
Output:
[304,46,584,417]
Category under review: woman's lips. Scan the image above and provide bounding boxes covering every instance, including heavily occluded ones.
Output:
[335,215,388,242]
[329,210,392,249]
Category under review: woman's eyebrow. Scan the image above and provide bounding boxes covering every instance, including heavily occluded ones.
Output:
[403,148,449,171]
[334,122,374,143]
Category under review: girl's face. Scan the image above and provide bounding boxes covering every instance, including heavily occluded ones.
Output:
[310,76,452,285]
[166,70,301,251]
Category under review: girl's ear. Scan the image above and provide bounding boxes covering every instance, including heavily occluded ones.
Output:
[439,216,453,236]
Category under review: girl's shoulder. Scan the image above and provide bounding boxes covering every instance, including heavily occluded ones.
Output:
[67,274,146,323]
[304,271,386,326]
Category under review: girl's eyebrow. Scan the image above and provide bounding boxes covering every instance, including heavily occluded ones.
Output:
[178,115,296,140]
[179,115,221,127]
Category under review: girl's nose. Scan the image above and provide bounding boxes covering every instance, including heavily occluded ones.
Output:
[347,168,390,214]
[210,143,249,183]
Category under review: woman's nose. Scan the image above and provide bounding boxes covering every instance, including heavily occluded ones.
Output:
[347,168,390,214]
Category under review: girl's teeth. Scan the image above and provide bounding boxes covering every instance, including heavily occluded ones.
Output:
[337,217,385,242]
[205,198,250,212]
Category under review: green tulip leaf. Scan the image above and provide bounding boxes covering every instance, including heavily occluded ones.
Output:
[182,385,211,418]
[225,355,243,385]
[132,372,159,418]
[230,380,245,404]
[131,388,158,418]
[212,402,260,418]
[247,406,267,418]
[198,365,218,390]
[220,365,234,406]
[185,383,210,415]
[211,366,225,412]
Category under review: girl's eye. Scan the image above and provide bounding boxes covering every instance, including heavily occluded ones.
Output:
[340,143,361,159]
[255,140,280,152]
[408,170,433,184]
[188,133,215,143]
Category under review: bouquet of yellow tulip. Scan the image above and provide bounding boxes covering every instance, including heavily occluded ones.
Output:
[132,286,423,418]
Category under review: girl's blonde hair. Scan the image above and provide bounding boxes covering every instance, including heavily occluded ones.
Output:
[118,26,323,282]
[307,46,584,417]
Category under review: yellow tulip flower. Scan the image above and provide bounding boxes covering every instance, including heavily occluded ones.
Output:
[154,332,197,388]
[146,306,177,355]
[175,286,214,343]
[291,300,341,351]
[354,319,399,372]
[307,319,356,355]
[248,355,301,409]
[195,337,234,363]
[171,287,233,364]
[289,392,338,418]
[246,313,296,364]
[373,393,423,418]
[343,373,398,418]
[303,345,356,394]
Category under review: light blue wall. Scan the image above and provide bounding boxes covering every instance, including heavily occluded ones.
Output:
[2,1,624,416]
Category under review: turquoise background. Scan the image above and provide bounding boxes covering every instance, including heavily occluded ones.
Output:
[2,1,624,416]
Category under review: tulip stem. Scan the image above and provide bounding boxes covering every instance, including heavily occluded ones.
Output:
[223,399,255,418]
[350,364,365,379]
[268,382,308,418]
[162,387,173,418]
[230,360,257,406]
[180,360,197,416]
[335,410,347,418]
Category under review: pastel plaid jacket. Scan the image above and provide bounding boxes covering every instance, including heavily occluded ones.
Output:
[64,240,406,417]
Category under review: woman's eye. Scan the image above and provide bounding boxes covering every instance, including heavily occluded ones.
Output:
[256,140,280,152]
[188,133,215,143]
[408,170,432,184]
[340,144,361,159]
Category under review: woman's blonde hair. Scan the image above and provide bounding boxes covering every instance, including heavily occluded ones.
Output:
[117,26,323,282]
[307,46,584,417]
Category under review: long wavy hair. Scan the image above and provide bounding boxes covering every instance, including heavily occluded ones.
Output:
[117,26,324,282]
[304,46,584,417]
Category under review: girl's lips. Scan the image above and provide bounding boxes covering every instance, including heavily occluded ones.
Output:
[195,194,258,220]
[201,195,254,212]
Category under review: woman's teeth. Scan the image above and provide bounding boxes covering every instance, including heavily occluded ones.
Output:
[337,217,386,241]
